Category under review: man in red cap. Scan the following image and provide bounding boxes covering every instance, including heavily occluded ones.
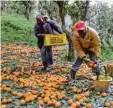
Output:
[69,21,101,85]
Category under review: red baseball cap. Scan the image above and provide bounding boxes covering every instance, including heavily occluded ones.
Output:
[73,21,86,31]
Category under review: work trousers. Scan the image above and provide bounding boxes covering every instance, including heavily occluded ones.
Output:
[40,46,53,68]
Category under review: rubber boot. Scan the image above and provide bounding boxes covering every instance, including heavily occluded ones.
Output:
[69,70,76,85]
[70,70,76,79]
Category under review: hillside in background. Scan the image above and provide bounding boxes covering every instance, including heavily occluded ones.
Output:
[1,13,37,46]
[1,13,113,61]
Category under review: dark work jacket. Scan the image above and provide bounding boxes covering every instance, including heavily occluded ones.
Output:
[34,20,63,48]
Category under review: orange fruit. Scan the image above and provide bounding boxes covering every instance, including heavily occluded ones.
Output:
[76,95,81,100]
[7,98,12,103]
[93,64,97,68]
[90,85,95,89]
[55,102,61,107]
[17,93,23,98]
[2,99,8,104]
[71,103,76,108]
[96,92,101,95]
[84,91,90,97]
[20,100,26,105]
[76,89,81,93]
[51,99,57,105]
[41,93,45,98]
[75,101,80,107]
[6,88,11,92]
[88,62,93,68]
[101,93,107,97]
[25,98,30,103]
[1,105,7,108]
[31,85,37,90]
[19,83,24,88]
[104,102,110,107]
[85,103,92,108]
[110,101,113,106]
[81,93,85,97]
[31,90,37,95]
[38,100,44,106]
[50,95,56,99]
[68,99,73,105]
[38,97,42,100]
[79,99,83,104]
[47,100,52,106]
[43,97,50,103]
[57,95,63,100]
[83,97,88,102]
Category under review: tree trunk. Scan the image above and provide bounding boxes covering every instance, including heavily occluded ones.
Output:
[62,27,75,61]
[56,1,75,61]
[83,1,90,21]
[22,1,30,20]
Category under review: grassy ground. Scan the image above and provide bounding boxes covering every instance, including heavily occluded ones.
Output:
[1,13,37,46]
[1,43,113,108]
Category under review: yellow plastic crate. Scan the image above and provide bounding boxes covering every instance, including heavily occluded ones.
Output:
[44,33,67,46]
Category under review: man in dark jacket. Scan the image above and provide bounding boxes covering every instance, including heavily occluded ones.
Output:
[34,14,63,72]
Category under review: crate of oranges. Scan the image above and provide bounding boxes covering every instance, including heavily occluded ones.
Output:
[44,33,67,46]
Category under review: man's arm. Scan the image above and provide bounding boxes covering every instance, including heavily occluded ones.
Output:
[49,20,63,34]
[34,24,44,37]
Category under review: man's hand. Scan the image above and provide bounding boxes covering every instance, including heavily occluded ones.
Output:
[37,34,45,37]
[87,61,97,68]
[83,56,97,68]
